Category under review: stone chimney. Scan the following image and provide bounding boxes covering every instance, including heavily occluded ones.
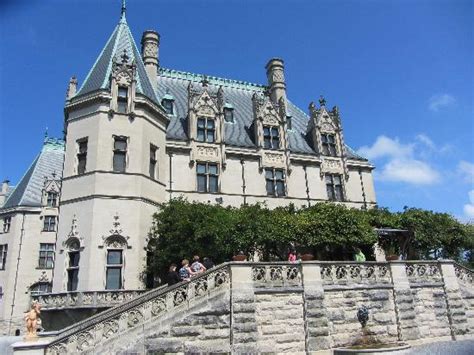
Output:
[141,30,160,86]
[0,180,10,206]
[66,76,77,100]
[265,58,287,106]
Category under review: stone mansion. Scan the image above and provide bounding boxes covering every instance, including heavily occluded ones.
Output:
[0,5,376,334]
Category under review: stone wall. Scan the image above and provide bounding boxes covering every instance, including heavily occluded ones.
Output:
[11,261,474,355]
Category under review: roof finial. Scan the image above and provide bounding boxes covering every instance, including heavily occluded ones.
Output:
[121,0,126,18]
[44,127,49,140]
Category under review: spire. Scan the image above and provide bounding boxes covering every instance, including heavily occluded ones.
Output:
[121,0,126,19]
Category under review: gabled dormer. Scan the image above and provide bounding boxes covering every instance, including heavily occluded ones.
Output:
[187,80,223,144]
[307,97,345,158]
[109,50,137,116]
[42,176,61,208]
[252,92,285,150]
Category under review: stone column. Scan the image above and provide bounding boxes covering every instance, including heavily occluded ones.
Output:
[390,262,421,341]
[302,263,331,351]
[230,264,258,353]
[439,261,469,338]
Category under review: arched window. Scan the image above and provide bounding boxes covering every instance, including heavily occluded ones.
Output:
[30,282,52,296]
[66,239,81,291]
[104,235,127,290]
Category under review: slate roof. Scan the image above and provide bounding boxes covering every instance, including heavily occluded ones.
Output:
[2,138,65,209]
[75,13,159,104]
[157,68,367,161]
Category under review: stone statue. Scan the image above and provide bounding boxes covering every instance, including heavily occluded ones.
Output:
[24,301,41,339]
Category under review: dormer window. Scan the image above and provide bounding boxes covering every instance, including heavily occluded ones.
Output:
[224,107,234,123]
[321,133,337,156]
[197,117,215,143]
[162,99,174,115]
[47,192,58,207]
[117,86,128,113]
[263,126,280,150]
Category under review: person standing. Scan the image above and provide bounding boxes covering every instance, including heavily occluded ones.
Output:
[191,255,206,275]
[202,257,214,270]
[166,264,180,286]
[179,259,195,281]
[354,248,366,262]
[288,249,297,263]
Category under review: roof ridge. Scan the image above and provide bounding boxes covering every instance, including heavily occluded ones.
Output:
[159,67,267,91]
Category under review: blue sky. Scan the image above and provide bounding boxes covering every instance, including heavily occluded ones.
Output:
[0,0,472,220]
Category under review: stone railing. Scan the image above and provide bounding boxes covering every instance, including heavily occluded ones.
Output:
[251,263,302,287]
[32,289,148,310]
[44,264,230,354]
[320,261,392,285]
[405,261,443,284]
[454,262,473,285]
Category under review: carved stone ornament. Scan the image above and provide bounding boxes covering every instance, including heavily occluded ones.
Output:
[194,91,218,116]
[62,215,84,248]
[263,152,286,168]
[196,146,219,159]
[320,122,334,132]
[320,158,343,178]
[38,271,49,283]
[263,114,279,126]
[99,213,131,249]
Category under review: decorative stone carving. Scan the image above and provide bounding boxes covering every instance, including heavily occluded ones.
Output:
[109,213,123,235]
[196,145,219,158]
[24,301,41,339]
[252,265,301,287]
[263,152,285,167]
[405,263,442,283]
[320,263,391,285]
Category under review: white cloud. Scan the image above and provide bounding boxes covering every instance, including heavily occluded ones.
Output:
[464,190,474,219]
[357,135,413,160]
[379,158,440,185]
[358,135,441,185]
[428,94,456,112]
[458,161,474,184]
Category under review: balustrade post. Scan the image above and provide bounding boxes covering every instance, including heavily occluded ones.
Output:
[301,262,331,352]
[439,260,469,338]
[230,263,258,353]
[389,261,420,341]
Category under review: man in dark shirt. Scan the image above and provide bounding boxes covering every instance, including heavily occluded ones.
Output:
[166,264,180,285]
[202,257,214,270]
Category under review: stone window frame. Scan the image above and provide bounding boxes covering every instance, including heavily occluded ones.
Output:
[325,173,344,202]
[196,117,216,143]
[0,244,7,270]
[104,235,127,290]
[46,191,59,207]
[196,162,219,193]
[224,107,234,123]
[3,216,11,233]
[149,144,158,180]
[76,137,88,175]
[265,168,286,197]
[43,216,57,232]
[66,238,81,292]
[112,135,128,173]
[117,86,129,114]
[321,133,338,157]
[30,282,52,296]
[38,243,55,269]
[162,98,174,115]
[263,125,280,150]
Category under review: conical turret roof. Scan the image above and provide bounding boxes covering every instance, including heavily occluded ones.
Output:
[75,12,159,104]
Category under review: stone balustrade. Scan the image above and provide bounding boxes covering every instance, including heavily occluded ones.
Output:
[11,260,473,355]
[31,290,148,310]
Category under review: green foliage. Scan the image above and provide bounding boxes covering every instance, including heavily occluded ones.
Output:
[145,199,473,283]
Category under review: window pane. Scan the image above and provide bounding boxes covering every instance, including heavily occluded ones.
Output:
[333,175,341,185]
[321,134,328,143]
[325,175,332,184]
[197,164,206,174]
[207,120,215,129]
[327,185,335,200]
[328,135,335,143]
[162,100,173,114]
[275,170,284,180]
[264,137,271,149]
[263,127,270,136]
[207,130,215,143]
[78,156,87,174]
[197,175,207,192]
[224,109,233,122]
[107,250,122,265]
[106,268,122,289]
[208,164,218,175]
[113,153,126,172]
[271,127,279,137]
[209,176,218,193]
[335,186,344,201]
[114,139,127,150]
[329,145,337,156]
[272,137,279,149]
[265,169,274,179]
[79,141,88,153]
[69,251,80,267]
[117,100,127,113]
[197,118,205,128]
[67,269,79,291]
[118,87,128,98]
[197,129,205,142]
[266,180,275,195]
[276,181,285,196]
[149,161,156,179]
[287,118,292,130]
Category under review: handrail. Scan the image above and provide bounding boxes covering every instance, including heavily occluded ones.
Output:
[46,262,231,349]
[453,261,474,273]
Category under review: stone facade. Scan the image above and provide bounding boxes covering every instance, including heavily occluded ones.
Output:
[12,261,473,354]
